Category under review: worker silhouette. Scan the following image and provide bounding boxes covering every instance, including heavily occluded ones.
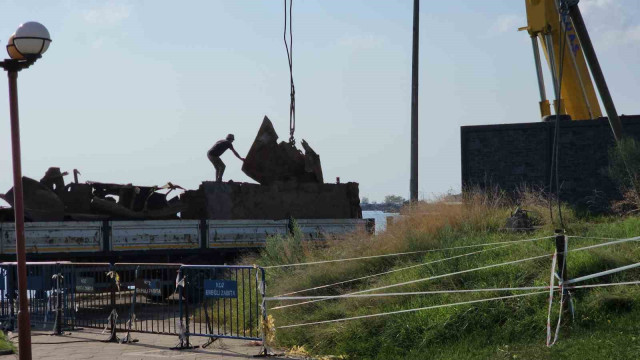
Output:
[207,134,245,182]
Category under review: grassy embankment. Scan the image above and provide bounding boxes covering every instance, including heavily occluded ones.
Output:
[251,193,640,359]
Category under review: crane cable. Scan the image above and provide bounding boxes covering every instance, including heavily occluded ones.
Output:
[284,0,296,145]
[548,1,570,228]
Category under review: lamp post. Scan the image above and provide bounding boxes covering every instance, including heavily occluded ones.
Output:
[1,21,51,360]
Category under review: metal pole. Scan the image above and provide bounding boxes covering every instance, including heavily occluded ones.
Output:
[53,272,62,336]
[567,3,623,141]
[531,36,551,118]
[8,69,33,360]
[531,36,547,104]
[544,34,561,114]
[410,0,419,202]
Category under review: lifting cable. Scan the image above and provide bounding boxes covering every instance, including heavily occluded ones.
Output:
[284,0,296,145]
[548,1,570,228]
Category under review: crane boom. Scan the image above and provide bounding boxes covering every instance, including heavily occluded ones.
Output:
[524,0,602,121]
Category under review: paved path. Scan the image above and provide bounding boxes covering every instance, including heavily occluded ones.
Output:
[4,330,292,359]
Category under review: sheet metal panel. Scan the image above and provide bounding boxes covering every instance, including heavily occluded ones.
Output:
[296,219,367,240]
[110,220,200,251]
[207,220,288,248]
[0,221,102,254]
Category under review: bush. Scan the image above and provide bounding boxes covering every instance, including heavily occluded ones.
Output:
[608,137,640,213]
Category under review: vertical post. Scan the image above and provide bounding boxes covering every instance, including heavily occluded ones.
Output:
[8,69,32,360]
[8,266,16,331]
[410,0,419,202]
[177,269,183,344]
[567,3,623,141]
[182,273,191,348]
[554,230,568,286]
[53,272,62,335]
[172,269,193,350]
[554,229,572,318]
[104,264,119,343]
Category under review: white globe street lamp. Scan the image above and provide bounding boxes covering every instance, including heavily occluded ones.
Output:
[11,22,51,59]
[1,21,52,360]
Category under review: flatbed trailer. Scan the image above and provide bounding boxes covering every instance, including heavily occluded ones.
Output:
[0,219,373,263]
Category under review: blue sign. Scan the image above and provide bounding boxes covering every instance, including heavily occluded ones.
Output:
[76,277,95,293]
[135,278,162,296]
[204,280,237,298]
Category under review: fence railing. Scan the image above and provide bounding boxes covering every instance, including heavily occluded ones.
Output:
[0,261,268,352]
[179,265,266,342]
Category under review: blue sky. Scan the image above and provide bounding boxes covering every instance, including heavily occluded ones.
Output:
[1,0,639,204]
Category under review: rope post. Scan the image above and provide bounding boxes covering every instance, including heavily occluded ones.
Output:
[257,267,273,357]
[52,271,63,336]
[555,230,567,285]
[172,270,196,350]
[183,276,191,349]
[120,266,139,344]
[554,229,573,319]
[104,264,119,343]
[7,266,16,332]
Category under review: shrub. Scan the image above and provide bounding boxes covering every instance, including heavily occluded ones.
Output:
[608,137,640,213]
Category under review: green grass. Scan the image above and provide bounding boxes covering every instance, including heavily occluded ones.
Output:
[248,200,640,359]
[0,331,15,353]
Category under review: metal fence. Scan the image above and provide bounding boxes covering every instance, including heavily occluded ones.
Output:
[111,263,182,335]
[0,262,68,331]
[65,262,113,331]
[179,265,266,342]
[0,262,267,348]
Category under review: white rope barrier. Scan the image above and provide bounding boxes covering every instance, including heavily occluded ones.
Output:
[263,235,555,269]
[569,235,640,253]
[276,244,514,297]
[275,280,640,329]
[564,262,640,285]
[360,237,640,296]
[267,285,552,301]
[566,235,621,241]
[271,252,554,310]
[568,280,640,289]
[272,236,640,311]
[277,291,548,329]
[267,280,640,302]
[271,236,640,312]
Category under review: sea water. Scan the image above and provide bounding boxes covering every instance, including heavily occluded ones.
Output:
[362,210,400,234]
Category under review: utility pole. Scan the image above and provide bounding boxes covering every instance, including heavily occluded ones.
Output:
[410,0,419,202]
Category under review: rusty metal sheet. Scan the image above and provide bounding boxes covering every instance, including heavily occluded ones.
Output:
[207,220,289,248]
[109,220,200,251]
[0,221,102,254]
[242,116,323,185]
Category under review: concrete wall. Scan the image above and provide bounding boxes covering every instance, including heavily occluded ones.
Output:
[461,116,640,205]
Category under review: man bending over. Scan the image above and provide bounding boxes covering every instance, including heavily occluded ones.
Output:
[207,134,244,182]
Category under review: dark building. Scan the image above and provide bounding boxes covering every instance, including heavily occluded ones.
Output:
[460,115,640,206]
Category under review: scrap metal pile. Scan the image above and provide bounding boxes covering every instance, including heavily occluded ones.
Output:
[0,116,360,222]
[0,167,186,222]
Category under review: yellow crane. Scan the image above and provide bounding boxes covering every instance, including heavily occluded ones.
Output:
[522,0,623,140]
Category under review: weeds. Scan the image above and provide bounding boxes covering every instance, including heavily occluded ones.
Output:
[252,191,640,359]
